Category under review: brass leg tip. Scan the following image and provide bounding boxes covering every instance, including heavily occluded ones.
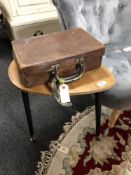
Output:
[95,136,100,141]
[30,136,36,142]
[108,122,114,128]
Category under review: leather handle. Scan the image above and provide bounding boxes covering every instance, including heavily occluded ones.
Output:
[51,58,85,107]
[52,57,85,84]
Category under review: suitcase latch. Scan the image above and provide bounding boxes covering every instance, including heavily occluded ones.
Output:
[51,64,60,74]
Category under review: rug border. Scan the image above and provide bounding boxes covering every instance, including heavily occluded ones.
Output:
[35,106,95,175]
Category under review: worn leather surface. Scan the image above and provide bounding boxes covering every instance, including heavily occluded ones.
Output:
[54,0,131,110]
[12,28,104,87]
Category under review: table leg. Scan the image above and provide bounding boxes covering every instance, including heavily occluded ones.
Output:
[21,91,35,142]
[95,93,101,140]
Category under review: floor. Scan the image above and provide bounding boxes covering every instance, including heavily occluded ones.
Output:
[0,37,94,175]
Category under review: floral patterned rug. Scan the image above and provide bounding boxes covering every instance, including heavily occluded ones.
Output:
[36,106,131,175]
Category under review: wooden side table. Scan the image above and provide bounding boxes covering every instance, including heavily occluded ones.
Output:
[8,60,116,141]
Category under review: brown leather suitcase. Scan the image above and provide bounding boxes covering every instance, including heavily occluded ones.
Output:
[12,28,105,87]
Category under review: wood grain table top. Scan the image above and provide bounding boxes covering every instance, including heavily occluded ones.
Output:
[8,60,116,96]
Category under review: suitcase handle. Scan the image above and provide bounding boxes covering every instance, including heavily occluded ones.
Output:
[52,57,85,84]
[51,58,85,106]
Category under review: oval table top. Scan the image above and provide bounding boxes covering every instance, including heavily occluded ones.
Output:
[8,60,116,96]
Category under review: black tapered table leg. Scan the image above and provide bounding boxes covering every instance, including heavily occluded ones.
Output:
[21,91,35,142]
[95,93,101,140]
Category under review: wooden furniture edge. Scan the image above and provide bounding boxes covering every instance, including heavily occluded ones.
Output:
[108,110,123,128]
[8,60,116,95]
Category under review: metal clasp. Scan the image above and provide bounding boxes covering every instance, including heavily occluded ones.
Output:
[51,64,60,74]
